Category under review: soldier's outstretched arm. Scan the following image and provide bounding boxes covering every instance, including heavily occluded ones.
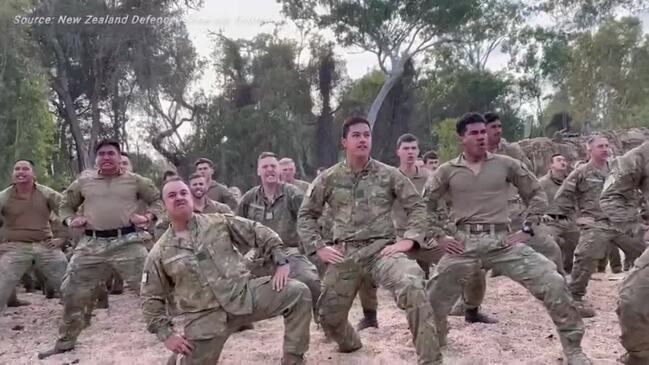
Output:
[509,160,547,224]
[554,168,581,218]
[135,174,164,220]
[225,215,289,266]
[59,179,84,223]
[297,175,328,255]
[141,251,174,341]
[422,167,451,246]
[601,148,647,223]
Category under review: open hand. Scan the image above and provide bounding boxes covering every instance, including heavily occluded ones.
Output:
[272,264,290,291]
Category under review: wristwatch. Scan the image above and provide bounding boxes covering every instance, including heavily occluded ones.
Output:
[275,257,290,267]
[522,222,535,236]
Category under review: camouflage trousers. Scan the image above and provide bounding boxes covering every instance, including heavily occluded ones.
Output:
[319,239,440,365]
[598,245,636,273]
[569,224,647,299]
[358,247,485,312]
[617,248,649,365]
[510,201,565,275]
[544,219,580,273]
[428,231,584,358]
[168,277,311,365]
[248,249,321,321]
[0,241,67,312]
[55,232,148,350]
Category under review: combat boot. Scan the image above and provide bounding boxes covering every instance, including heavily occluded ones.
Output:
[7,289,30,307]
[619,353,648,365]
[564,350,592,365]
[281,353,305,365]
[356,309,378,331]
[573,299,596,318]
[465,308,498,324]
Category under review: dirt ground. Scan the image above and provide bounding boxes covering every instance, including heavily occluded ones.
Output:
[1,272,625,365]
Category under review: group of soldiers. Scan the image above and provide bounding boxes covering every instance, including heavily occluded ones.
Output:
[0,112,648,365]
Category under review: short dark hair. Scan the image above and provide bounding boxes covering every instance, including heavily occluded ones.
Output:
[188,172,204,181]
[456,113,486,136]
[422,151,438,163]
[120,151,129,157]
[258,152,278,161]
[162,169,178,180]
[341,116,371,138]
[194,157,214,167]
[484,112,500,124]
[95,139,121,153]
[396,133,418,149]
[14,159,35,168]
[551,153,564,162]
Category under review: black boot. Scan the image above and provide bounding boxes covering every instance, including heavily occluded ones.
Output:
[356,309,378,331]
[465,308,498,324]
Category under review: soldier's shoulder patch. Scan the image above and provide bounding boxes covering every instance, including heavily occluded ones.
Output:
[603,173,618,191]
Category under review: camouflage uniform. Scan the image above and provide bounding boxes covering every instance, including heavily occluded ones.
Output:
[237,184,320,316]
[539,171,580,273]
[52,170,163,351]
[424,153,587,362]
[0,184,68,312]
[207,180,238,210]
[142,213,311,365]
[555,161,646,302]
[290,179,311,194]
[298,159,440,364]
[599,142,649,365]
[493,139,565,274]
[153,198,231,240]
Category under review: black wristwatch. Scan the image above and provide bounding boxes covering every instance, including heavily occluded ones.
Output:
[522,222,535,236]
[275,257,290,267]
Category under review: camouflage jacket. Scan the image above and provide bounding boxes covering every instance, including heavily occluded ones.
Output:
[290,179,310,194]
[237,183,303,248]
[600,142,649,226]
[298,159,427,256]
[555,161,610,221]
[538,171,567,216]
[207,180,238,210]
[141,213,288,341]
[200,198,233,214]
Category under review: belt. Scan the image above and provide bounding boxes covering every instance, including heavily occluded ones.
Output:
[548,214,568,220]
[85,225,136,238]
[457,223,509,234]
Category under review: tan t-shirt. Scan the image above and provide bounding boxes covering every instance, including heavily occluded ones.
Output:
[0,186,59,242]
[60,170,163,231]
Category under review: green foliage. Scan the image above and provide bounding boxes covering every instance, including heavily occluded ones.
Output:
[432,119,459,162]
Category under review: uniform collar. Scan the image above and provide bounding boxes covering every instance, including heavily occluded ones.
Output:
[341,158,376,174]
[449,152,495,167]
[257,183,285,203]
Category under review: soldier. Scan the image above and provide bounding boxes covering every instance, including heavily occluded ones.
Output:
[188,173,233,214]
[554,136,646,317]
[38,139,163,358]
[298,116,441,364]
[229,186,242,204]
[599,142,649,365]
[485,112,565,275]
[424,113,590,364]
[422,151,440,172]
[141,178,311,365]
[0,160,68,312]
[237,152,320,319]
[194,158,238,210]
[539,153,580,274]
[278,157,310,193]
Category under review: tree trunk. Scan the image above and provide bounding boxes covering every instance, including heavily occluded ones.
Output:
[367,55,409,130]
